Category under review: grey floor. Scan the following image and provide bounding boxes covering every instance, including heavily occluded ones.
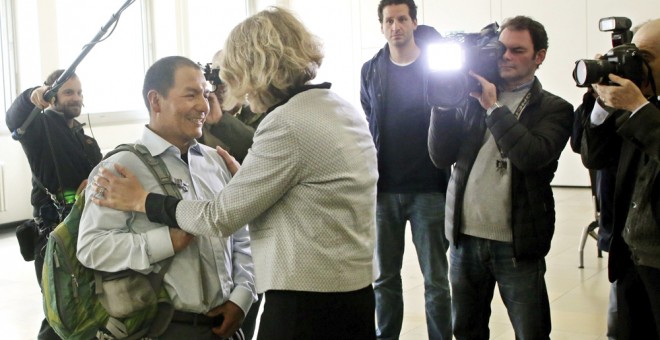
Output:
[0,187,609,340]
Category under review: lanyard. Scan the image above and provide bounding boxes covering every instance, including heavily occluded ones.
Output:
[496,90,532,159]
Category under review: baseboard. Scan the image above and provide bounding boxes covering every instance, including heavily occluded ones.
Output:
[0,219,29,231]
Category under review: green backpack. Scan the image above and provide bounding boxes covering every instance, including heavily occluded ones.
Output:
[42,144,182,340]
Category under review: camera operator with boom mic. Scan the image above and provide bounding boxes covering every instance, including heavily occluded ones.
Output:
[5,70,102,340]
[427,16,573,339]
[576,17,660,340]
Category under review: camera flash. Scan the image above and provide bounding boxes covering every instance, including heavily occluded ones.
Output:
[427,42,465,72]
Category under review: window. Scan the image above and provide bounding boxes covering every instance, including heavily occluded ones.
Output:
[53,0,146,115]
[0,0,16,120]
[149,0,249,63]
[12,0,147,121]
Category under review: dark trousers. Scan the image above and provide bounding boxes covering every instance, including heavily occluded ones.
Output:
[257,286,376,340]
[241,293,263,339]
[617,264,660,340]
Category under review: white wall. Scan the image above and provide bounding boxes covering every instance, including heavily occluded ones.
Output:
[1,0,656,223]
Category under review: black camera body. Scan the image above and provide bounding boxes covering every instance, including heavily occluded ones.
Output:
[201,63,222,87]
[572,17,644,87]
[426,23,504,108]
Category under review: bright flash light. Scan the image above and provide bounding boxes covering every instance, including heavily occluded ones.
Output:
[427,42,465,72]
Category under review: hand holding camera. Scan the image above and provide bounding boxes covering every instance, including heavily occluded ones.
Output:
[468,70,498,110]
[594,74,649,112]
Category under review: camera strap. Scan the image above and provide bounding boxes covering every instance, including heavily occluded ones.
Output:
[42,117,68,219]
[494,90,532,174]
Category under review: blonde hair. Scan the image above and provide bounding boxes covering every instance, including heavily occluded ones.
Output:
[220,7,324,113]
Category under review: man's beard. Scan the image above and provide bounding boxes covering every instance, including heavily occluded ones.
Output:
[55,101,82,119]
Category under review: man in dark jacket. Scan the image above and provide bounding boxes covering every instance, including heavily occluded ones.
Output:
[5,70,102,340]
[581,18,660,340]
[571,88,618,339]
[428,16,573,339]
[360,1,451,339]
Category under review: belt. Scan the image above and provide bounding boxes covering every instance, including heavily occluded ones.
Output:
[170,311,245,339]
[171,311,215,326]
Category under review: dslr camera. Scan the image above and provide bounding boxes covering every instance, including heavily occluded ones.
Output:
[200,62,222,88]
[426,23,505,108]
[572,17,644,87]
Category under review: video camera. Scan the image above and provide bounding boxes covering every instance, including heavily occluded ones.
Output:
[426,23,504,108]
[572,17,644,87]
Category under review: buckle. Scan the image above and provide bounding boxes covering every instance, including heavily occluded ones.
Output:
[96,330,115,340]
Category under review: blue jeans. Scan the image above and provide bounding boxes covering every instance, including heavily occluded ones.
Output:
[374,193,451,340]
[450,234,551,340]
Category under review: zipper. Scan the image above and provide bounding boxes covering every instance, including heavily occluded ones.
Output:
[52,233,80,298]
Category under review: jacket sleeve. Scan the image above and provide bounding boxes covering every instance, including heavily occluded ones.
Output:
[428,106,464,168]
[617,104,660,163]
[174,110,303,238]
[570,90,597,154]
[360,62,372,121]
[5,87,39,132]
[487,96,573,172]
[582,108,623,170]
[206,114,256,163]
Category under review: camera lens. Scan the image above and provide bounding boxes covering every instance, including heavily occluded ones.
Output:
[426,72,470,108]
[573,59,612,87]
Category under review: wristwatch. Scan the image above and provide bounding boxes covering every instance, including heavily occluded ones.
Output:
[486,102,501,116]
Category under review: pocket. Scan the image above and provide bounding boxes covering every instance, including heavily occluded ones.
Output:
[99,271,157,318]
[15,220,39,262]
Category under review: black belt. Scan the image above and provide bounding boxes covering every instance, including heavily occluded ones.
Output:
[170,311,245,339]
[171,311,215,326]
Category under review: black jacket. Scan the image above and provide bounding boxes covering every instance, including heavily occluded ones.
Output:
[582,102,660,281]
[6,87,102,211]
[360,25,450,192]
[360,25,441,153]
[428,78,573,260]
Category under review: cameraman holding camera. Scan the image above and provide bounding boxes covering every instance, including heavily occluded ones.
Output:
[580,18,660,339]
[428,16,573,339]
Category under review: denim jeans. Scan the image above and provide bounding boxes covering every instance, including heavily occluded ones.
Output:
[450,234,550,340]
[374,193,451,340]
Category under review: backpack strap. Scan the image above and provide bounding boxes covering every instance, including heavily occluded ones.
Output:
[100,143,182,338]
[104,144,182,200]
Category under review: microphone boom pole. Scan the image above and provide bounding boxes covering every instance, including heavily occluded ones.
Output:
[12,0,136,140]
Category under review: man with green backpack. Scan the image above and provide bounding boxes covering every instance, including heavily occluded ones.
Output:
[73,56,256,339]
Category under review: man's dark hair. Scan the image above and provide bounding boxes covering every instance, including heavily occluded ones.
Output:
[378,0,417,23]
[500,15,549,53]
[142,56,201,111]
[44,69,78,86]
